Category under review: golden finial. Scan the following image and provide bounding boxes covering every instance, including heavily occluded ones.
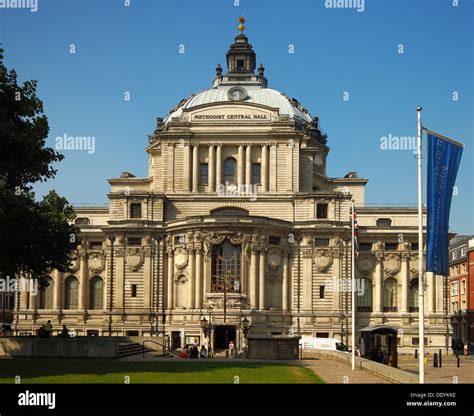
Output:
[238,16,245,33]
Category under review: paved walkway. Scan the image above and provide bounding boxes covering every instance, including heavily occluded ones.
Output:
[297,359,392,384]
[397,354,474,384]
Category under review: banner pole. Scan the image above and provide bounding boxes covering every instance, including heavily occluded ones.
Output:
[417,106,425,384]
[351,199,356,371]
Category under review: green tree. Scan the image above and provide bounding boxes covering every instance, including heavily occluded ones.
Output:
[0,47,79,280]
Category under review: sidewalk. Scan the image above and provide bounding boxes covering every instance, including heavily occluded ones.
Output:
[397,354,474,383]
[297,359,393,384]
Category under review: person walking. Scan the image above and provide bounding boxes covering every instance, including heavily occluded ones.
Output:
[228,340,235,358]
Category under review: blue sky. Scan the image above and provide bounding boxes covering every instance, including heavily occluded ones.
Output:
[1,0,473,233]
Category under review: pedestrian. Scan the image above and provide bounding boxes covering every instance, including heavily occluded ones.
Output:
[39,320,53,338]
[464,343,469,356]
[59,325,69,339]
[355,345,361,357]
[200,345,207,359]
[228,340,235,358]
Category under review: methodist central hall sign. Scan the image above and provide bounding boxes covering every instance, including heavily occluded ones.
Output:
[192,113,269,120]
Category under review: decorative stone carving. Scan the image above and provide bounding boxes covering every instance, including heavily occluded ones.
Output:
[267,248,282,272]
[314,249,333,273]
[174,248,189,271]
[125,247,144,272]
[384,253,401,277]
[356,253,375,274]
[88,252,105,274]
[69,255,79,273]
[203,296,244,309]
[266,274,282,284]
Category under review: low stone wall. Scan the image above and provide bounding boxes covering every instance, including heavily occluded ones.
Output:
[0,337,119,359]
[302,349,418,384]
[127,336,168,352]
[247,335,301,360]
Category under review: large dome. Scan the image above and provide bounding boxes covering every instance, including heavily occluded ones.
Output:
[165,84,313,124]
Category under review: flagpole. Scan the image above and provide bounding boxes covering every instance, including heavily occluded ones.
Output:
[351,199,356,371]
[417,106,425,384]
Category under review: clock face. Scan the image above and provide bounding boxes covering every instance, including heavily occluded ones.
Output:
[227,87,248,102]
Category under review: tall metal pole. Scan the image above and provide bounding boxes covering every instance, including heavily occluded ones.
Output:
[417,106,425,384]
[351,200,356,371]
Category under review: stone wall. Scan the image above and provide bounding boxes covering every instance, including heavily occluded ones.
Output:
[246,335,301,360]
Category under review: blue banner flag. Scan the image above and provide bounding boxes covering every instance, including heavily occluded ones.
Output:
[426,129,464,275]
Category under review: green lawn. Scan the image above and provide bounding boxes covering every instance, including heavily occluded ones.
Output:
[0,359,323,384]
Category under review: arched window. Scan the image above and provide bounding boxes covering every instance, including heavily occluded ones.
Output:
[64,276,79,310]
[75,217,90,225]
[383,278,398,312]
[409,278,419,312]
[39,275,54,309]
[224,158,237,184]
[376,218,392,227]
[211,240,241,293]
[357,278,372,312]
[89,276,104,310]
[211,207,249,216]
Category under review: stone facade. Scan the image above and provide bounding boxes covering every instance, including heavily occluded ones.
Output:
[12,26,448,353]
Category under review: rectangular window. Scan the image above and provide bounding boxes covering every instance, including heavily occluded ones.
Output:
[411,243,419,251]
[130,203,142,219]
[316,203,328,219]
[411,337,428,346]
[385,243,398,251]
[131,284,137,298]
[319,285,325,299]
[314,238,330,247]
[269,236,281,245]
[126,330,139,337]
[359,243,372,252]
[127,237,142,246]
[252,163,261,185]
[200,163,208,186]
[89,241,102,250]
[315,332,329,338]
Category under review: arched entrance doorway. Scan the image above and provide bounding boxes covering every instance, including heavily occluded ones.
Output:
[214,325,236,351]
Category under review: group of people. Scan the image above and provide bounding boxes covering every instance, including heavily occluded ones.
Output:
[37,321,70,339]
[179,344,210,359]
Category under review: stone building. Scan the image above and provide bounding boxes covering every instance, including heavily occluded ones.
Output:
[13,20,448,352]
[449,235,474,346]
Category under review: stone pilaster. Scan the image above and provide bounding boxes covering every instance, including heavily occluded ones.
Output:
[261,144,268,191]
[401,253,409,313]
[208,145,215,192]
[259,247,266,309]
[374,253,383,313]
[245,145,252,186]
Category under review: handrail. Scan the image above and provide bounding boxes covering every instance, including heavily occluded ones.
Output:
[142,339,180,358]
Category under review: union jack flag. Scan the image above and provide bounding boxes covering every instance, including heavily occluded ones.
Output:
[353,209,359,258]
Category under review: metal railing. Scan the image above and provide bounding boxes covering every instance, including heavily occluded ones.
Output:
[142,339,180,358]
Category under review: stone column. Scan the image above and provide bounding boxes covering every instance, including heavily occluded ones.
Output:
[208,145,215,192]
[374,254,383,313]
[303,248,313,310]
[238,145,244,187]
[287,142,293,191]
[29,282,37,311]
[261,144,268,191]
[245,145,252,186]
[53,270,63,310]
[192,144,199,192]
[167,143,175,191]
[282,250,289,311]
[249,247,258,307]
[79,251,88,310]
[167,250,174,309]
[269,144,277,191]
[115,246,125,312]
[332,251,341,311]
[259,247,266,309]
[187,249,195,310]
[143,245,152,310]
[203,254,210,297]
[184,143,191,192]
[195,248,202,309]
[401,253,409,313]
[215,145,222,190]
[427,272,436,313]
